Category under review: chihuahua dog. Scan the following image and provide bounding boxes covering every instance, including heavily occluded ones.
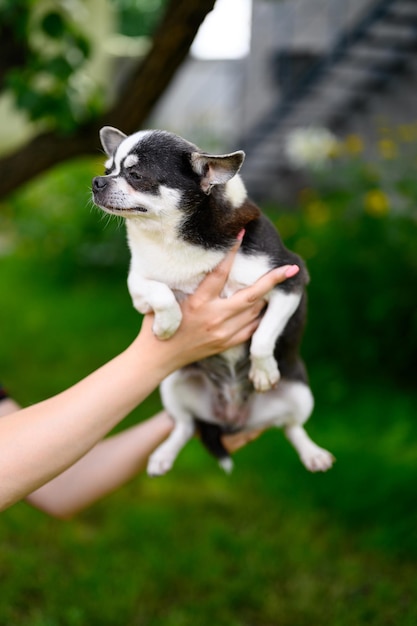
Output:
[92,126,334,476]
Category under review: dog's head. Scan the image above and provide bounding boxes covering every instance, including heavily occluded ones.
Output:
[92,126,246,220]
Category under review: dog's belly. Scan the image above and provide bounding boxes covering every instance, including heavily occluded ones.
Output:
[162,369,253,429]
[161,357,312,432]
[211,385,251,428]
[195,347,253,427]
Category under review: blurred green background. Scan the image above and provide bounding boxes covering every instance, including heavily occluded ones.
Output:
[1,0,417,624]
[1,131,417,626]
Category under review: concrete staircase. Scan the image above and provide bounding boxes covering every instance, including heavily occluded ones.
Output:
[241,0,417,201]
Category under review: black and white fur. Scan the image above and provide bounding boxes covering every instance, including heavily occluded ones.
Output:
[92,126,334,476]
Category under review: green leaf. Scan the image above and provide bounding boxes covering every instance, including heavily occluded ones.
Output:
[44,55,74,80]
[73,34,91,59]
[41,11,66,38]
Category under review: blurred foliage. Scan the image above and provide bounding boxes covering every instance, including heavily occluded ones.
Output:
[1,124,417,625]
[0,158,129,282]
[1,0,97,132]
[112,0,167,37]
[0,0,167,133]
[269,126,417,390]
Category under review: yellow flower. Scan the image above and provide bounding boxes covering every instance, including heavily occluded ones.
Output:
[378,139,398,159]
[364,190,390,216]
[305,200,331,225]
[344,134,364,155]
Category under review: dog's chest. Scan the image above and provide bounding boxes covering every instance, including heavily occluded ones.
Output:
[127,229,223,292]
[127,223,272,295]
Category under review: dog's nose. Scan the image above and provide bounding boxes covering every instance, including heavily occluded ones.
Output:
[93,176,108,191]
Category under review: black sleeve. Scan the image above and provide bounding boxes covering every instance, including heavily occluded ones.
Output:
[0,384,9,401]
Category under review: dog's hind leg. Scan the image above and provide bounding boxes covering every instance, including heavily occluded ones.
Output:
[149,369,210,476]
[280,382,334,472]
[284,423,334,472]
[249,380,334,472]
[147,419,195,476]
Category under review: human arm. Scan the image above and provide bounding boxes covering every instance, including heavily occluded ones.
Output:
[25,411,173,518]
[0,406,263,519]
[0,331,179,512]
[0,395,174,517]
[0,400,264,519]
[0,398,264,519]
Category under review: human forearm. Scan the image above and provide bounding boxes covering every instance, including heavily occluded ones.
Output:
[0,337,170,511]
[26,411,173,518]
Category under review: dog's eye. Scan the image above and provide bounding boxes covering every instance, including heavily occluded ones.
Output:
[129,170,142,181]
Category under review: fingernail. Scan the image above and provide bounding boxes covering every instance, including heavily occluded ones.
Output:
[237,229,245,241]
[284,265,299,278]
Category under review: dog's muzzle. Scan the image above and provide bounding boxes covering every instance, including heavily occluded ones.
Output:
[92,176,147,213]
[92,176,109,192]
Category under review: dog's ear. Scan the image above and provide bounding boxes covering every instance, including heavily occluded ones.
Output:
[191,151,245,194]
[99,126,127,156]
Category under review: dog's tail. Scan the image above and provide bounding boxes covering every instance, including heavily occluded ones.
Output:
[194,419,234,474]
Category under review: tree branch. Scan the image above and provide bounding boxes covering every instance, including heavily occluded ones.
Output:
[0,0,215,200]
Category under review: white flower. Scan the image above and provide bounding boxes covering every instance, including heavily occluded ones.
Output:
[284,127,339,169]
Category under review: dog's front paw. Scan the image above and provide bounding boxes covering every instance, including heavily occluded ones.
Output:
[249,356,280,392]
[147,449,176,476]
[153,308,182,340]
[301,446,335,473]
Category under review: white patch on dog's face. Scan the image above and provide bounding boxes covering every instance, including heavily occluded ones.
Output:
[111,130,152,175]
[225,174,247,207]
[124,154,139,168]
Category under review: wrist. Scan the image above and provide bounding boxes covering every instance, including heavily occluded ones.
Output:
[126,330,180,383]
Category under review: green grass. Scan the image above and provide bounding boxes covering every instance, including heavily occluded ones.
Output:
[1,255,417,626]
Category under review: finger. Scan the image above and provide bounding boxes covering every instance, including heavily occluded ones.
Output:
[235,264,299,304]
[221,317,261,351]
[194,231,245,299]
[208,298,264,337]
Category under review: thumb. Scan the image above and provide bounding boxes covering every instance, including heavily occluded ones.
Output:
[194,230,245,298]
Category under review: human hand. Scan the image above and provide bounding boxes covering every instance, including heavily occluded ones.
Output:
[221,427,266,453]
[136,238,299,373]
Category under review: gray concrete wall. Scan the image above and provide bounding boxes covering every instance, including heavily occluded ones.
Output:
[148,57,246,152]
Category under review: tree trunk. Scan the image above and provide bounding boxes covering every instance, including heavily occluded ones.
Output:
[0,0,215,199]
